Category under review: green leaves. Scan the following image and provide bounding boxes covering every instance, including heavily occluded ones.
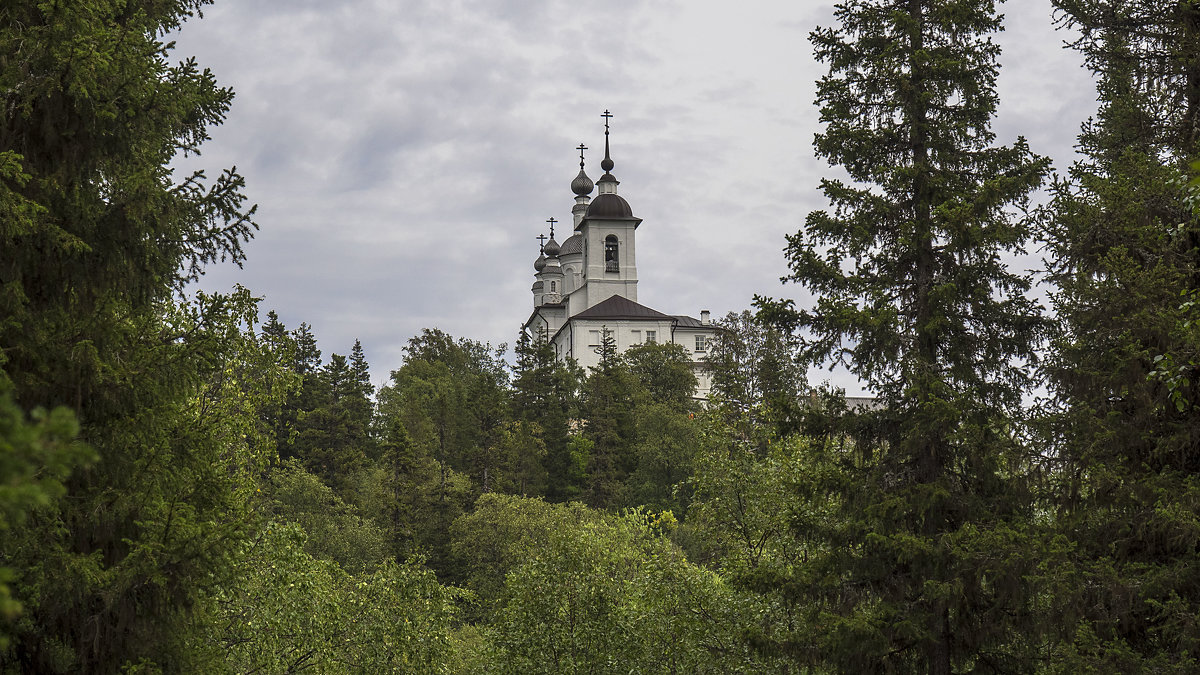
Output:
[180,521,459,674]
[482,496,757,674]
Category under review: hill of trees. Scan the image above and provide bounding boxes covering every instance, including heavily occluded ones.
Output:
[2,0,1199,673]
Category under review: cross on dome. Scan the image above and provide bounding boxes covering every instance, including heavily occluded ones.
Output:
[571,143,595,197]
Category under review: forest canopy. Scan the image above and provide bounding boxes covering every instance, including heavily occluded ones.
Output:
[2,0,1200,673]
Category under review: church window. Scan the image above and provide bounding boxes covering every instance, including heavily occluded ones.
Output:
[550,281,557,292]
[695,334,708,352]
[604,235,619,272]
[588,330,601,347]
[645,331,656,344]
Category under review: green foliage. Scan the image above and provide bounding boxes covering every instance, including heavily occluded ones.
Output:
[758,0,1050,670]
[686,415,828,663]
[512,329,584,501]
[617,342,702,513]
[449,493,599,621]
[620,341,697,407]
[0,389,92,648]
[3,287,294,670]
[483,498,762,673]
[704,310,807,446]
[264,459,389,574]
[178,521,458,674]
[1041,1,1200,668]
[379,329,509,490]
[624,400,702,514]
[580,345,638,508]
[376,329,511,577]
[0,0,267,668]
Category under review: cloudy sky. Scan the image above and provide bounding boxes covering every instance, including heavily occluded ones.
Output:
[172,0,1096,393]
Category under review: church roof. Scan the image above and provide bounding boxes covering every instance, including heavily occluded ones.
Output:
[584,193,635,219]
[559,234,583,256]
[572,294,673,321]
[671,315,704,328]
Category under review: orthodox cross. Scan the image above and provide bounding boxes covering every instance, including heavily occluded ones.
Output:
[546,217,557,238]
[577,143,587,168]
[536,233,547,252]
[601,110,613,134]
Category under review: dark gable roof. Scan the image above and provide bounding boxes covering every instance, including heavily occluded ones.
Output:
[572,294,672,321]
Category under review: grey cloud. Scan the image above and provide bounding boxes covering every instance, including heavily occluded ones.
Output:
[174,0,1096,389]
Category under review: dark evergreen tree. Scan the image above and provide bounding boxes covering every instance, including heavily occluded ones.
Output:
[0,1,264,669]
[348,339,375,426]
[261,310,287,341]
[1042,1,1200,668]
[377,419,438,558]
[292,352,371,491]
[376,329,509,576]
[511,328,583,500]
[581,327,639,509]
[759,0,1050,670]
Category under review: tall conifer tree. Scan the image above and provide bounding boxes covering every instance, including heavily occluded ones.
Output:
[511,329,582,500]
[761,0,1049,670]
[1043,1,1200,668]
[0,1,265,669]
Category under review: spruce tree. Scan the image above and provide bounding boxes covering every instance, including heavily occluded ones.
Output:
[0,1,264,669]
[761,0,1049,670]
[1042,1,1200,668]
[581,327,638,508]
[512,328,583,500]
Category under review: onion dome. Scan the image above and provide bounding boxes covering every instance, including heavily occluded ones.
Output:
[571,142,594,196]
[543,236,560,257]
[534,253,547,272]
[571,168,594,196]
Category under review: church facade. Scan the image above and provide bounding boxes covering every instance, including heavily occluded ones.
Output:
[522,115,718,398]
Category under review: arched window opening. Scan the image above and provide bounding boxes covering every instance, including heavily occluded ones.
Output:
[604,235,619,272]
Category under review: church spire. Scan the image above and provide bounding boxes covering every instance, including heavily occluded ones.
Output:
[597,110,619,194]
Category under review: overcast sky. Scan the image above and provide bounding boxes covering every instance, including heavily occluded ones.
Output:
[172,0,1096,394]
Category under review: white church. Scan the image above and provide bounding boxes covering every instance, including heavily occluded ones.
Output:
[522,113,718,398]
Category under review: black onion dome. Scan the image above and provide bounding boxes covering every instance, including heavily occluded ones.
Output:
[543,237,560,257]
[571,169,594,196]
[559,234,583,256]
[534,253,547,272]
[585,193,634,218]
